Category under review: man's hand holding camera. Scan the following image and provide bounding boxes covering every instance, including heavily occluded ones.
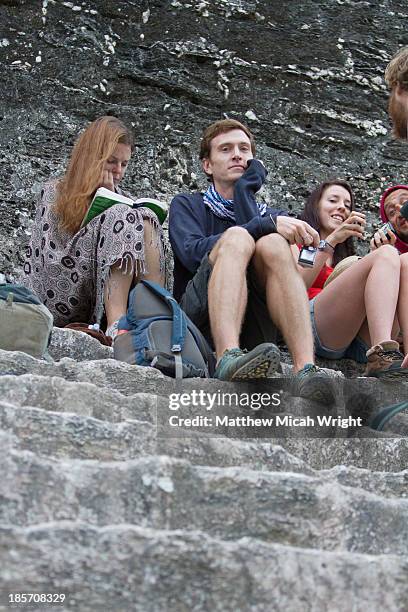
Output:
[370,225,397,251]
[276,216,320,247]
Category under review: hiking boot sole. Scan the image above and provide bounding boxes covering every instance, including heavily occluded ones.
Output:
[293,376,336,406]
[365,368,408,381]
[230,344,281,381]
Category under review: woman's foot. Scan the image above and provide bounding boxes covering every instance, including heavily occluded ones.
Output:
[364,341,407,379]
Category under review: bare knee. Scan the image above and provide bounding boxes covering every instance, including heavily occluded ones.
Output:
[254,233,293,269]
[209,227,255,265]
[373,244,401,267]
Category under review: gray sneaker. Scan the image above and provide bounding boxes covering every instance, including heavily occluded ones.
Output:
[214,343,281,381]
[293,363,336,406]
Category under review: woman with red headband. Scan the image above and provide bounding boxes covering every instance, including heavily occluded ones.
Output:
[292,179,408,378]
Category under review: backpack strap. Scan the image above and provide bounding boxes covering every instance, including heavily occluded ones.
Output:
[370,401,408,431]
[141,280,187,352]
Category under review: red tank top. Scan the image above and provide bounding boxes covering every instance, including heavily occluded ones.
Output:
[308,264,333,300]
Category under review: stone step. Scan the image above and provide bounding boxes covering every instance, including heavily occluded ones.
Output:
[0,374,158,423]
[0,402,155,461]
[1,450,407,555]
[160,436,408,472]
[1,405,406,499]
[1,350,407,412]
[48,327,113,362]
[0,393,407,474]
[0,368,405,440]
[276,438,408,471]
[0,524,406,612]
[0,350,165,397]
[382,411,408,435]
[0,374,357,440]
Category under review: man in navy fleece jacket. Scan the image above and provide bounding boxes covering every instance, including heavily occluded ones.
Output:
[169,119,335,402]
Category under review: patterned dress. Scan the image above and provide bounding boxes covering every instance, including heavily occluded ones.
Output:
[22,180,167,327]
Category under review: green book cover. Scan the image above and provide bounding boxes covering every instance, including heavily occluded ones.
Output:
[80,188,168,228]
[133,197,168,225]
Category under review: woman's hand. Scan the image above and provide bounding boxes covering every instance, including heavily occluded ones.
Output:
[370,227,397,251]
[99,169,115,192]
[327,211,366,246]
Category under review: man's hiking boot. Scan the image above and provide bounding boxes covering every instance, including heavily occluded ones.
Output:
[214,343,281,381]
[292,363,336,406]
[364,340,407,379]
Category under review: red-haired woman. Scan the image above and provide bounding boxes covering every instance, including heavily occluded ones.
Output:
[22,116,167,338]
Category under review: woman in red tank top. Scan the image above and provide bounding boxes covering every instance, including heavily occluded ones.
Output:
[291,179,408,378]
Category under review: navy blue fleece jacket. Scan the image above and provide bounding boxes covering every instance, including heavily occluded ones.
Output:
[169,159,288,301]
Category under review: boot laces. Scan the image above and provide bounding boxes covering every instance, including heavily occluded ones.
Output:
[378,349,403,360]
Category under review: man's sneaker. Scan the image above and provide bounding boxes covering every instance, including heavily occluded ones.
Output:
[292,363,336,406]
[364,340,407,379]
[214,343,281,381]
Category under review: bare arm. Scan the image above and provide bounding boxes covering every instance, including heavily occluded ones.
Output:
[290,244,332,289]
[289,210,366,289]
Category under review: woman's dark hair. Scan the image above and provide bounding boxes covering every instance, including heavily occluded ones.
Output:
[299,179,356,266]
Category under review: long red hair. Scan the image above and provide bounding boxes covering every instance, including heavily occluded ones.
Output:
[54,116,134,234]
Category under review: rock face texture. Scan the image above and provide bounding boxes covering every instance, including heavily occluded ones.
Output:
[0,331,407,611]
[1,1,408,610]
[1,0,408,274]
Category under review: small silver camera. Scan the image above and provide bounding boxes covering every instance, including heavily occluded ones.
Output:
[298,246,317,268]
[379,222,395,241]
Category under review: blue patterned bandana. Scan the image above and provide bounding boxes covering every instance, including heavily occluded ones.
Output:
[203,183,267,221]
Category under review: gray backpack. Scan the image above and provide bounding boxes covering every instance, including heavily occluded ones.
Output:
[113,280,215,378]
[0,282,53,359]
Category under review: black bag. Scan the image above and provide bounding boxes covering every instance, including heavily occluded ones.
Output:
[113,280,215,378]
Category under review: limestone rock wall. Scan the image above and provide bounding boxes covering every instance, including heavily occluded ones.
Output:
[1,0,408,274]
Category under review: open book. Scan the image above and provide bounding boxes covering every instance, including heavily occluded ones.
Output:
[80,187,168,228]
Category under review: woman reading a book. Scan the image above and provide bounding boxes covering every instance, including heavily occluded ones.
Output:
[292,179,408,377]
[22,115,168,339]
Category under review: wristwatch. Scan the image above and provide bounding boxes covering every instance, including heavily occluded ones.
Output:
[317,239,334,253]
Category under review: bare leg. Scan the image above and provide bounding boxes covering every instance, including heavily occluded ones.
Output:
[252,233,315,372]
[141,219,165,285]
[105,220,164,329]
[313,245,401,349]
[398,253,408,365]
[104,261,134,329]
[357,315,400,348]
[207,227,255,360]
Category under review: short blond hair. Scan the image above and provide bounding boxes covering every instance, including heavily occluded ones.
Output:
[385,46,408,90]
